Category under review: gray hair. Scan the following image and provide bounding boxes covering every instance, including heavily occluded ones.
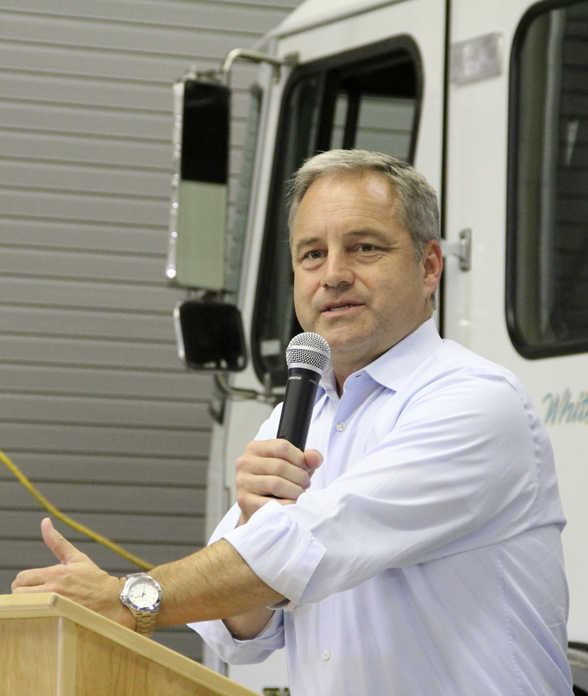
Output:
[288,149,440,260]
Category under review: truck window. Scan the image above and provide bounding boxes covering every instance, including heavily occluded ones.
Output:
[252,39,421,385]
[508,0,588,358]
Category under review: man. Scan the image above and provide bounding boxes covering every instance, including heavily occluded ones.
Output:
[13,150,572,694]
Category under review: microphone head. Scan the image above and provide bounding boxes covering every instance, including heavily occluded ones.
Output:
[285,332,330,375]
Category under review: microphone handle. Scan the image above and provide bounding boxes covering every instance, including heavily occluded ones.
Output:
[276,368,321,450]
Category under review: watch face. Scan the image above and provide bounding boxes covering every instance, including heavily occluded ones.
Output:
[128,578,161,610]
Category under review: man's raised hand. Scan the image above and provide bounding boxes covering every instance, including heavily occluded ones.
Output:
[11,517,133,628]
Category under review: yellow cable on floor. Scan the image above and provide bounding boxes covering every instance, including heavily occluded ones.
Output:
[0,447,153,571]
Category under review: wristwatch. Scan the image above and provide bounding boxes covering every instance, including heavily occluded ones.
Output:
[120,573,163,637]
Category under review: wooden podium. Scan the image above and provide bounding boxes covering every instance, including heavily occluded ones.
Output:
[0,593,258,696]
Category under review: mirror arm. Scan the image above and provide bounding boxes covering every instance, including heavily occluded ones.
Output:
[213,373,279,405]
[220,49,298,83]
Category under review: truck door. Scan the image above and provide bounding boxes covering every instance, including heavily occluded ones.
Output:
[444,0,588,667]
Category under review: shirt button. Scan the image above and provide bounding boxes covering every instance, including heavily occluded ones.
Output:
[336,422,345,432]
[321,649,331,661]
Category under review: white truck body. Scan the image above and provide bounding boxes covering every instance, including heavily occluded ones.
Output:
[184,0,588,691]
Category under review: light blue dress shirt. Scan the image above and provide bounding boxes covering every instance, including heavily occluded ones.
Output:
[192,319,572,695]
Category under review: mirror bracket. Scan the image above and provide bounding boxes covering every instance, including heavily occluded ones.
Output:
[181,50,298,88]
[209,372,279,424]
[221,49,299,83]
[213,371,279,406]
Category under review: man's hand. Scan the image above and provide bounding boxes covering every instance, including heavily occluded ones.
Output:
[11,517,134,629]
[235,438,322,524]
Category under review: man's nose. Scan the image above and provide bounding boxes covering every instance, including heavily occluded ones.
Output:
[321,250,353,289]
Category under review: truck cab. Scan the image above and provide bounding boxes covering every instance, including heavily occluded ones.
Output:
[171,0,588,692]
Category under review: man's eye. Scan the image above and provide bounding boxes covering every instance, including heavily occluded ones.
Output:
[302,249,324,261]
[355,244,379,253]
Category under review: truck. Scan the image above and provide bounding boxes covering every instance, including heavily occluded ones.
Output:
[168,0,588,692]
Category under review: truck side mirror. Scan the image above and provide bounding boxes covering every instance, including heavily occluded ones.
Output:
[167,79,230,291]
[173,300,247,372]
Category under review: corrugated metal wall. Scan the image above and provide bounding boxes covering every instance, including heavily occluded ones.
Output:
[0,0,300,658]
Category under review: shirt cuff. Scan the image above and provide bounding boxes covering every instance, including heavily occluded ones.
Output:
[189,609,284,664]
[223,500,326,609]
[232,607,284,645]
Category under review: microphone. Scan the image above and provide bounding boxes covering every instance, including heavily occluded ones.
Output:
[276,332,331,450]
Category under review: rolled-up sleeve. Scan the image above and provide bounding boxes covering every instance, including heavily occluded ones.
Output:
[224,500,326,607]
[191,605,285,664]
[188,501,288,660]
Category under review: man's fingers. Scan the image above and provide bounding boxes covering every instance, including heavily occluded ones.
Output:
[304,449,323,473]
[12,583,49,594]
[238,471,306,501]
[41,517,87,565]
[244,439,306,469]
[12,567,53,590]
[237,492,273,524]
[236,454,311,489]
[237,492,297,524]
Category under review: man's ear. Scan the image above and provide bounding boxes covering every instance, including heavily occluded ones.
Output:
[422,240,443,299]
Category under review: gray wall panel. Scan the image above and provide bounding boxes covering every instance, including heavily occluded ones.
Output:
[0,132,172,169]
[0,365,209,400]
[0,103,171,139]
[0,394,210,428]
[0,220,166,253]
[0,0,289,31]
[0,278,178,313]
[0,308,174,340]
[0,336,182,369]
[0,425,209,458]
[2,161,170,198]
[1,482,205,517]
[0,191,169,225]
[0,14,259,56]
[0,249,166,281]
[4,454,207,484]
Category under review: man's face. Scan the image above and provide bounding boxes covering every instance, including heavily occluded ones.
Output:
[291,170,442,382]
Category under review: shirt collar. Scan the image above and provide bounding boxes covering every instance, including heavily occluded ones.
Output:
[318,318,442,397]
[364,318,441,391]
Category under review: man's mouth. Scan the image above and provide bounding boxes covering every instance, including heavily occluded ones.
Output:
[322,302,363,313]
